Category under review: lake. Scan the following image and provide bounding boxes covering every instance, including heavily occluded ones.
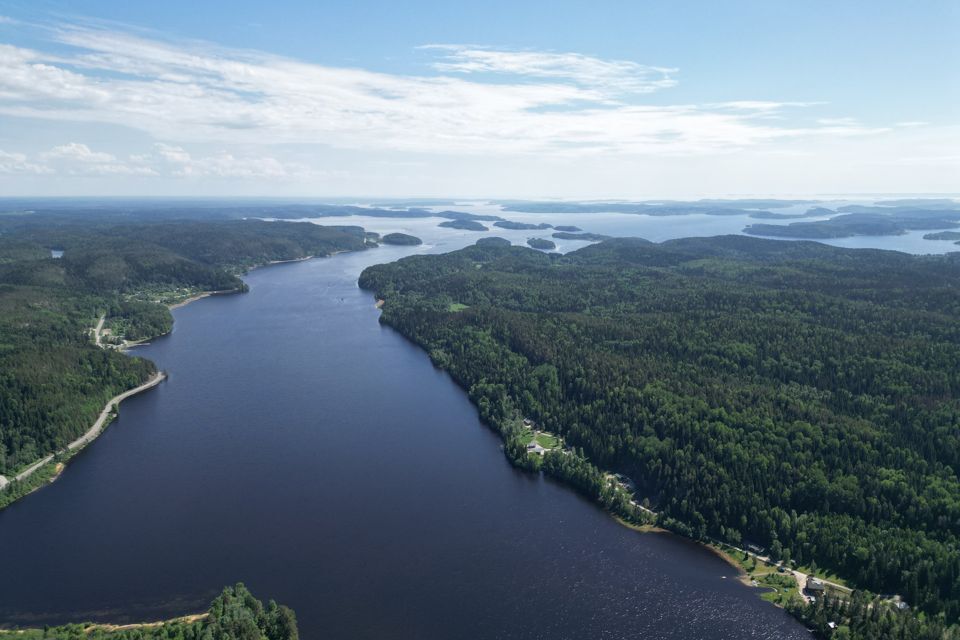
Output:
[1,207,951,639]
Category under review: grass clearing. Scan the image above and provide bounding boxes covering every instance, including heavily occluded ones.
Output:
[535,433,560,448]
[758,573,800,607]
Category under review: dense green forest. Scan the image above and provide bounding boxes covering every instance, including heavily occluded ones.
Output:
[438,219,487,231]
[0,219,367,484]
[745,209,960,239]
[552,231,610,241]
[787,591,960,640]
[359,236,960,636]
[526,238,556,250]
[493,221,553,230]
[380,232,423,246]
[1,584,298,640]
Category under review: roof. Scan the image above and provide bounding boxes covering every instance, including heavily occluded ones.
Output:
[805,577,825,591]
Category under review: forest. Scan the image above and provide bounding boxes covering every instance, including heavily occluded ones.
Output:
[745,210,960,239]
[359,235,960,635]
[0,218,367,484]
[1,584,298,640]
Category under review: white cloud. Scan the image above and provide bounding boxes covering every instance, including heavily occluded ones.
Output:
[35,142,157,175]
[153,143,312,179]
[887,154,960,167]
[0,150,52,174]
[817,117,859,126]
[0,24,893,160]
[42,142,117,163]
[421,44,677,95]
[8,141,305,179]
[713,101,819,111]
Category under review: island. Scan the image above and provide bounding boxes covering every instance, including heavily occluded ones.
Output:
[745,210,960,239]
[748,207,836,220]
[553,225,582,232]
[497,199,815,216]
[434,210,503,222]
[380,232,423,245]
[360,236,960,639]
[438,219,488,231]
[552,231,611,241]
[526,237,556,250]
[476,237,512,247]
[924,231,960,241]
[493,221,553,230]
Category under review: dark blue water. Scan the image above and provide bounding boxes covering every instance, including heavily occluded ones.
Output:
[0,244,809,639]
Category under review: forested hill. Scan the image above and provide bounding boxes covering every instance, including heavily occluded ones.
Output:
[0,219,368,495]
[360,236,960,637]
[2,583,298,640]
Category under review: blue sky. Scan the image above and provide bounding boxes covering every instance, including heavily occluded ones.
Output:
[0,0,957,197]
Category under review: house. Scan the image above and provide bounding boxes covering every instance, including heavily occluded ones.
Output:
[526,442,546,456]
[895,601,910,612]
[805,577,825,593]
[522,418,535,428]
[613,474,636,491]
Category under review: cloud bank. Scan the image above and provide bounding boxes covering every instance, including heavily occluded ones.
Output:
[0,23,884,163]
[0,19,951,196]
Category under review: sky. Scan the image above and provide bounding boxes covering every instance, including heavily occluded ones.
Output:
[0,0,957,199]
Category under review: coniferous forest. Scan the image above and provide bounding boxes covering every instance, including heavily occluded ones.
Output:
[360,236,960,639]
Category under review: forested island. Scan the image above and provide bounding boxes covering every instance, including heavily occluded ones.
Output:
[526,238,556,250]
[552,231,611,241]
[380,232,423,246]
[0,215,369,507]
[360,236,960,639]
[924,231,960,241]
[1,584,298,640]
[475,237,512,247]
[745,208,960,239]
[497,199,816,216]
[438,219,487,231]
[494,221,553,230]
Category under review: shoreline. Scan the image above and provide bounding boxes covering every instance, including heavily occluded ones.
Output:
[170,247,364,312]
[3,248,360,494]
[367,295,853,628]
[0,612,208,634]
[0,371,167,505]
[168,251,340,312]
[168,289,237,310]
[5,249,358,487]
